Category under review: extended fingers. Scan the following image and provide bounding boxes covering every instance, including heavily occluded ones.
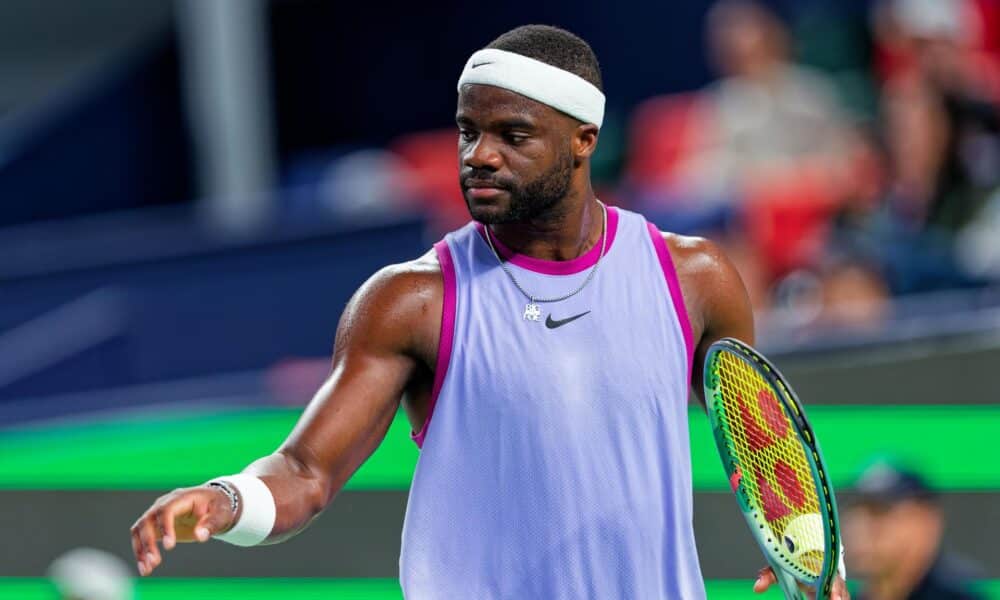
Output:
[832,576,850,600]
[753,567,777,593]
[750,566,848,598]
[130,493,198,576]
[129,521,145,575]
[130,511,161,576]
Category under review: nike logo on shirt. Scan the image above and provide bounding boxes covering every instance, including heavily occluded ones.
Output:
[545,311,591,329]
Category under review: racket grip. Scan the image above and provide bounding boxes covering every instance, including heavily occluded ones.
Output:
[774,567,807,600]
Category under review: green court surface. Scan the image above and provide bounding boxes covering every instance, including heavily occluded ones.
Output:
[2,577,997,599]
[1,405,997,490]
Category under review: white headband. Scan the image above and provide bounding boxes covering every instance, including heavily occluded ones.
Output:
[457,48,605,128]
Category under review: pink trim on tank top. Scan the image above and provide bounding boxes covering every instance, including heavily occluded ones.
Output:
[473,206,620,275]
[646,222,695,383]
[412,240,457,448]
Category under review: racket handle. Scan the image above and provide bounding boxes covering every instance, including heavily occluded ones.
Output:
[775,567,808,600]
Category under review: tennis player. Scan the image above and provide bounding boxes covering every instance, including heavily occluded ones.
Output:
[131,25,847,599]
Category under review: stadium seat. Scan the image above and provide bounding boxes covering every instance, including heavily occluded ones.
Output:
[624,92,713,192]
[740,170,840,280]
[389,129,467,233]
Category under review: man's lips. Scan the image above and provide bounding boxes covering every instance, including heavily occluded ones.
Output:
[462,178,505,188]
[466,187,507,199]
[462,180,508,199]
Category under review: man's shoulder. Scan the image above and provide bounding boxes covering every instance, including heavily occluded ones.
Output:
[340,250,444,355]
[661,232,746,318]
[401,248,444,276]
[656,230,730,280]
[649,229,751,341]
[362,250,444,308]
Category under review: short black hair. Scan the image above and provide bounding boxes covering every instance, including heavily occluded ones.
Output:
[486,25,603,92]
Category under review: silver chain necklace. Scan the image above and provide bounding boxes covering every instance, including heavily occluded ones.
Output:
[483,200,607,322]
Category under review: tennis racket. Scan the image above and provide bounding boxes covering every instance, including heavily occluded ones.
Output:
[703,337,841,599]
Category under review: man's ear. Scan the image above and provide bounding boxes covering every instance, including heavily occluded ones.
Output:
[573,123,599,162]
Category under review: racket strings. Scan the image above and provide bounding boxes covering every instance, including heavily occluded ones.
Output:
[713,352,825,577]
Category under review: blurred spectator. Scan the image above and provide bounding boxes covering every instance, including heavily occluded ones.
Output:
[875,0,1000,234]
[389,129,469,235]
[685,0,853,200]
[281,147,419,221]
[316,149,418,218]
[844,460,984,600]
[632,0,869,317]
[955,189,1000,279]
[48,547,134,600]
[815,257,891,328]
[847,0,1000,296]
[648,0,1000,323]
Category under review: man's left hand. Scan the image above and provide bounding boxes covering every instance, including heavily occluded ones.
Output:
[752,566,850,600]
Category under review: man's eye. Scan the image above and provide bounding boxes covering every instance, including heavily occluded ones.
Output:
[459,130,477,143]
[506,133,528,144]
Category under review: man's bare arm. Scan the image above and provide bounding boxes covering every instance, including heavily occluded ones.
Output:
[130,258,442,574]
[251,260,441,541]
[664,232,755,403]
[666,233,849,599]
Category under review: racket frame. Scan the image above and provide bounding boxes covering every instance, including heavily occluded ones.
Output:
[703,337,842,599]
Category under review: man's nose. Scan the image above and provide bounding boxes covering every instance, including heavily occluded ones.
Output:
[463,135,502,171]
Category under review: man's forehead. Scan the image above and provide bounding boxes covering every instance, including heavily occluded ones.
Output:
[457,83,562,124]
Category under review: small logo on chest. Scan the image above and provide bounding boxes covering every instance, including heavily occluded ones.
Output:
[544,311,591,329]
[523,303,543,322]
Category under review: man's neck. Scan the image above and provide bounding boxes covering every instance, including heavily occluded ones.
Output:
[489,193,602,262]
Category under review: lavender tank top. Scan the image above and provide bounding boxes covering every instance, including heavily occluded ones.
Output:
[400,206,704,599]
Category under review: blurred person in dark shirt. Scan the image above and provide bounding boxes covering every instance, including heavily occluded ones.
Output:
[844,460,984,600]
[875,0,1000,232]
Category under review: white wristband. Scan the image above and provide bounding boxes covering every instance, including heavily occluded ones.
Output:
[207,474,276,547]
[838,541,847,580]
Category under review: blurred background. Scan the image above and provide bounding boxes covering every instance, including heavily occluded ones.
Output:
[0,0,998,598]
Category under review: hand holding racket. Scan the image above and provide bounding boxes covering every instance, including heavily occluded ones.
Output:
[703,338,848,599]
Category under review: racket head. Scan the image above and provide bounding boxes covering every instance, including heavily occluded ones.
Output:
[703,338,841,598]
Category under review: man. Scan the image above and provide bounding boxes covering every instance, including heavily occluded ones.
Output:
[845,460,984,600]
[130,25,846,598]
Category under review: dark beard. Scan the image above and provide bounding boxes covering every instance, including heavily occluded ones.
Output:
[467,149,573,225]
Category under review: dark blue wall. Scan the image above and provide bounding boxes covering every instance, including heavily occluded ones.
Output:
[0,219,427,400]
[269,0,720,154]
[267,0,872,155]
[0,31,193,228]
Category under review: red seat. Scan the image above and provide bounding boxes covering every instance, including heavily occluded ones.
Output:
[624,92,712,192]
[389,129,468,232]
[740,171,840,279]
